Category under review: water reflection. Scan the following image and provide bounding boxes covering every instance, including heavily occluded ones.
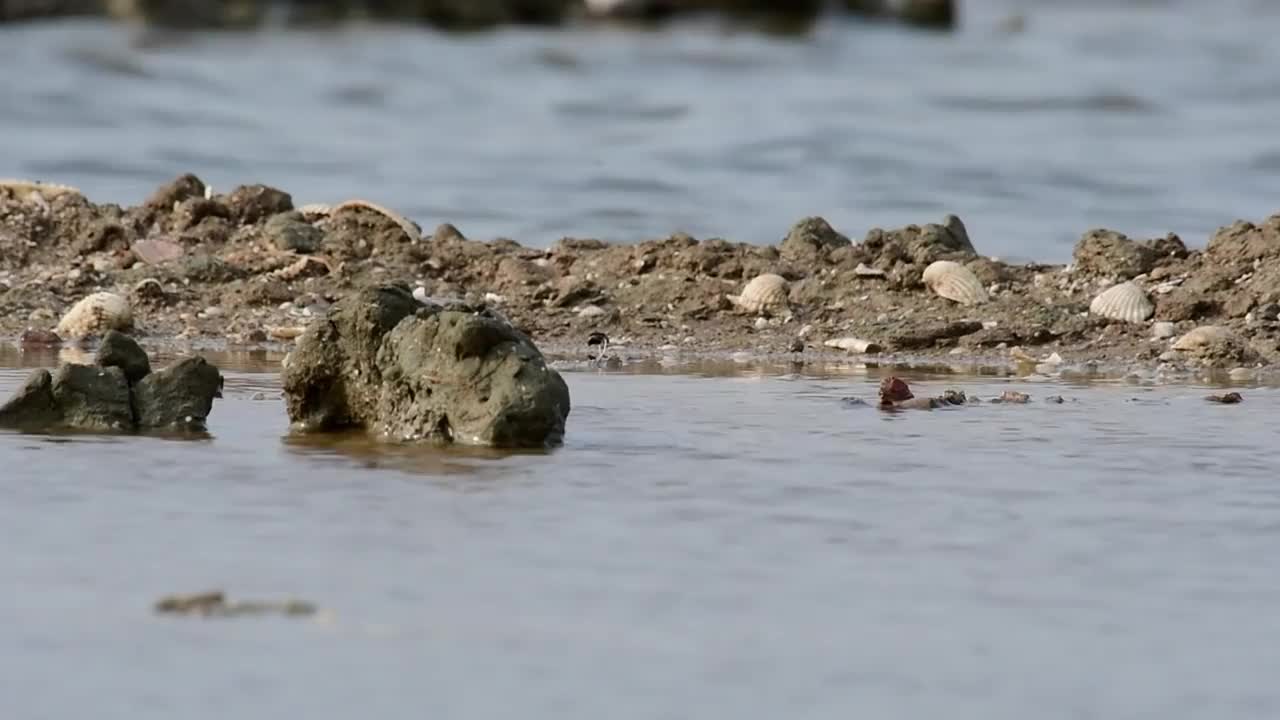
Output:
[281,428,556,477]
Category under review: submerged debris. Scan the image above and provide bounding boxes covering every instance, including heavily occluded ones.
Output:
[154,590,318,618]
[1205,392,1243,404]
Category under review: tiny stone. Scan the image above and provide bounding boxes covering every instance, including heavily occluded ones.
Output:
[1151,321,1176,339]
[754,317,768,329]
[1158,350,1178,362]
[67,268,82,281]
[203,306,223,318]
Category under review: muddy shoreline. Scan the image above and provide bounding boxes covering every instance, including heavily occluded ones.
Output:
[2,174,1279,383]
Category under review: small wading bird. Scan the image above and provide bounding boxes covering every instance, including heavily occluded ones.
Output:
[586,331,610,367]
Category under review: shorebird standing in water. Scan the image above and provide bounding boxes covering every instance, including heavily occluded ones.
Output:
[586,331,610,368]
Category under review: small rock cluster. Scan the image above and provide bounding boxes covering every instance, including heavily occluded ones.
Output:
[0,330,223,432]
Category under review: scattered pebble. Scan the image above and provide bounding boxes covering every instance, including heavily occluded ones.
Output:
[1151,321,1176,339]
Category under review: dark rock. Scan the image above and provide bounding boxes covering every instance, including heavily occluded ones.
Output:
[844,0,954,28]
[1072,229,1156,279]
[222,184,293,225]
[50,364,133,431]
[173,197,232,231]
[95,330,151,385]
[1144,232,1188,260]
[862,216,976,266]
[179,253,244,283]
[779,216,851,266]
[0,369,59,429]
[264,212,324,254]
[76,220,130,255]
[281,285,571,448]
[1206,392,1243,404]
[133,357,224,431]
[144,173,206,210]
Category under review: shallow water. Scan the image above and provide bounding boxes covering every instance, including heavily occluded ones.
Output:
[4,0,1280,261]
[4,359,1280,719]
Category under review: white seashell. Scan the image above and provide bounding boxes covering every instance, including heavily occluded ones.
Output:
[56,292,133,339]
[730,273,789,315]
[1172,325,1237,352]
[1089,281,1154,323]
[823,337,882,354]
[921,261,988,305]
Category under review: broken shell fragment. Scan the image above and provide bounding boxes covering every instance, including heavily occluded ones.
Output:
[922,260,988,305]
[1172,325,1236,351]
[824,337,882,354]
[729,273,789,316]
[329,199,422,243]
[56,291,133,340]
[1089,281,1154,323]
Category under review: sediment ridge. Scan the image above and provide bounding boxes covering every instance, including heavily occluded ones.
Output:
[2,174,1279,381]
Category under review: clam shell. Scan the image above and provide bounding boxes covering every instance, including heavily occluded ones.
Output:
[921,260,988,305]
[1172,325,1236,351]
[1089,281,1154,323]
[56,292,133,339]
[731,273,789,315]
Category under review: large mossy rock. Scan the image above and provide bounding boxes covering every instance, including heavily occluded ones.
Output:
[281,285,571,448]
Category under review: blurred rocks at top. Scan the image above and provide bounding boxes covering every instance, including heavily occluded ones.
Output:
[1,0,955,31]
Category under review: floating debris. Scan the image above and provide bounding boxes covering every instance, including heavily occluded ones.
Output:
[1205,392,1243,404]
[154,590,318,618]
[992,390,1031,404]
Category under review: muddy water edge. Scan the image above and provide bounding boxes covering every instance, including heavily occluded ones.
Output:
[3,352,1280,718]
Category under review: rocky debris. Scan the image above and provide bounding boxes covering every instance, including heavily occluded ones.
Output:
[154,590,318,618]
[264,212,324,254]
[779,216,851,266]
[6,174,1280,372]
[862,215,976,267]
[1072,229,1159,279]
[0,332,223,432]
[281,285,571,448]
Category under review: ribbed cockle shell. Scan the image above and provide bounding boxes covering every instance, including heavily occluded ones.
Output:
[730,273,790,315]
[56,292,133,340]
[1089,281,1154,323]
[921,260,988,305]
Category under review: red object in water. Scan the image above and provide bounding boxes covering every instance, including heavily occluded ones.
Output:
[879,376,914,403]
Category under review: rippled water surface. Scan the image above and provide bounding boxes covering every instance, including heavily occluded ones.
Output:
[4,357,1280,719]
[4,0,1280,261]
